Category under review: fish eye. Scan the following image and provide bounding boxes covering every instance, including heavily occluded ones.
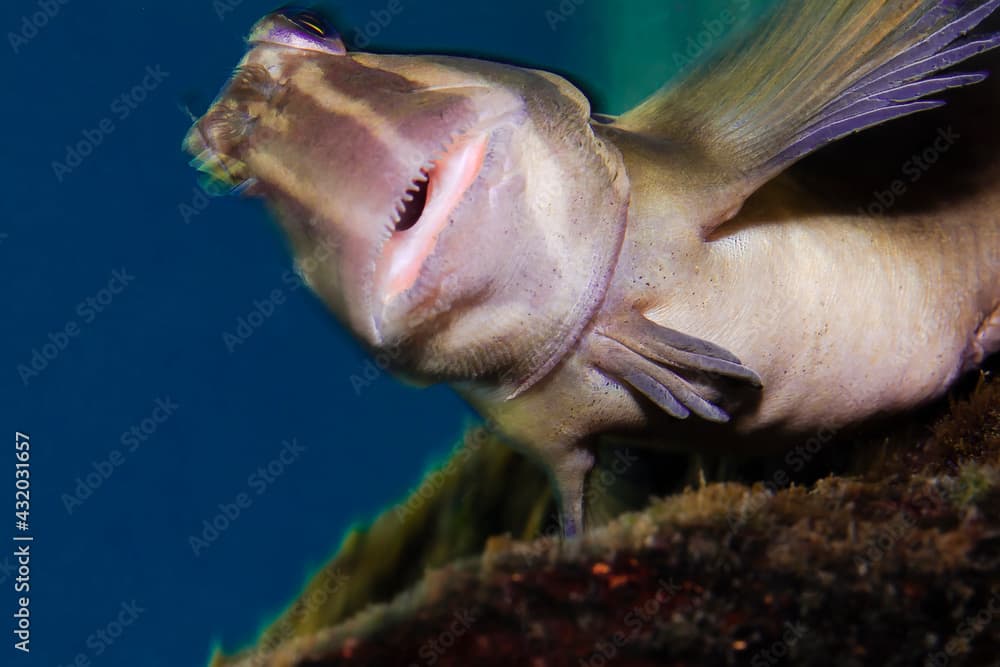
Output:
[280,7,332,38]
[249,6,347,55]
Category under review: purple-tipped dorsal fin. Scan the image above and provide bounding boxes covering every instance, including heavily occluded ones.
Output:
[619,0,1000,190]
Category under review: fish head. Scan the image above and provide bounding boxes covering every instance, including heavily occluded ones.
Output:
[184,8,629,393]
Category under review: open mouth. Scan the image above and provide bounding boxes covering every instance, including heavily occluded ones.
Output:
[377,130,489,301]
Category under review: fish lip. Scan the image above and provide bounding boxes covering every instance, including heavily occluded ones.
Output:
[368,130,487,341]
[369,111,516,341]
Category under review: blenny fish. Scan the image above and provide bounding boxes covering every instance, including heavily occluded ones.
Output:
[185,1,1000,535]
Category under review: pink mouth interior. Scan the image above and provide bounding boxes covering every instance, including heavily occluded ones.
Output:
[379,132,488,300]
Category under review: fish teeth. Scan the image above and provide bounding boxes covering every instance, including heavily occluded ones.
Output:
[384,153,440,232]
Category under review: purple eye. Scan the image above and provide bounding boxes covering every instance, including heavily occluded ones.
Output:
[248,7,347,55]
[280,8,333,38]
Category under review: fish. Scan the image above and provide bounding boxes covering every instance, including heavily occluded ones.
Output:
[184,2,1000,536]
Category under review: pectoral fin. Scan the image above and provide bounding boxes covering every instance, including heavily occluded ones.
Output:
[591,312,762,423]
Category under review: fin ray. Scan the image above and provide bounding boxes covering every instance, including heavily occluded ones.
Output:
[619,0,1000,184]
[588,314,762,425]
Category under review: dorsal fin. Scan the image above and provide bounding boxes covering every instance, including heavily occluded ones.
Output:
[618,0,1000,187]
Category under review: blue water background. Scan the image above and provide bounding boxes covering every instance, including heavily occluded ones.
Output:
[0,1,614,665]
[0,0,779,664]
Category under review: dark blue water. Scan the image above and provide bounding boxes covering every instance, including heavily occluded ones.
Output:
[0,1,609,665]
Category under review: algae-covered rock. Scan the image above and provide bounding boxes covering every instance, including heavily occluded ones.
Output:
[212,366,1000,667]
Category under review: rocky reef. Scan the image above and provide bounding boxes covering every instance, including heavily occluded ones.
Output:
[211,365,1000,667]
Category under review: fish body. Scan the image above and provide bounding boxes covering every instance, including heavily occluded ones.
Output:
[187,2,1000,534]
[472,137,1000,506]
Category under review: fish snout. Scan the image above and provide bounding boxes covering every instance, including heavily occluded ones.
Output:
[183,63,278,195]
